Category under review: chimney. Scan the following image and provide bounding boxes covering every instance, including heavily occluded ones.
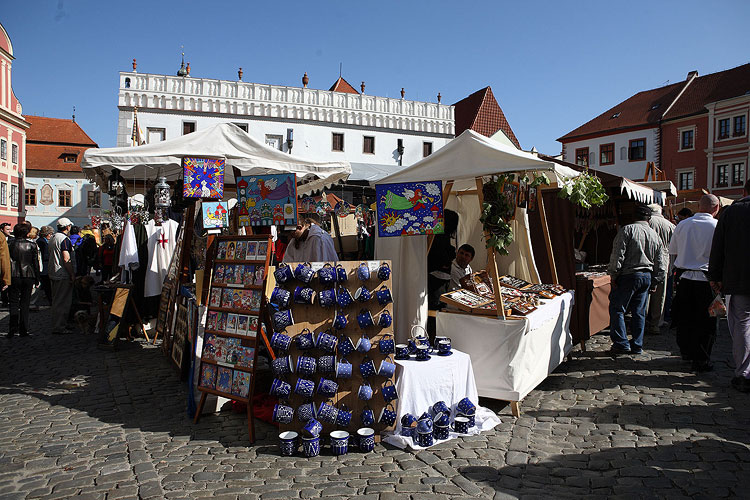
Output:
[687,70,698,80]
[302,72,309,88]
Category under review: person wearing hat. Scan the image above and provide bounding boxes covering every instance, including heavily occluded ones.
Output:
[0,222,11,305]
[48,217,77,334]
[670,194,720,372]
[607,203,666,355]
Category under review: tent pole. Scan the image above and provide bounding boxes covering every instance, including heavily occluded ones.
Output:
[427,180,453,253]
[537,187,559,285]
[475,177,505,319]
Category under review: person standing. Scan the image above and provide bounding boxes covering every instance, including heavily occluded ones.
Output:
[49,217,76,334]
[36,226,54,304]
[0,223,11,307]
[7,223,40,338]
[96,234,116,282]
[282,214,338,263]
[646,204,675,335]
[669,194,720,372]
[709,180,750,392]
[607,203,666,355]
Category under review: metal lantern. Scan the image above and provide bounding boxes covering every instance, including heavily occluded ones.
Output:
[107,170,125,196]
[155,177,171,209]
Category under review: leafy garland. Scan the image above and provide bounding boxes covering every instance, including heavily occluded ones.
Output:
[557,171,609,209]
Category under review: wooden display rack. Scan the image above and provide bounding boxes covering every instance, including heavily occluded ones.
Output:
[276,260,396,441]
[193,235,273,444]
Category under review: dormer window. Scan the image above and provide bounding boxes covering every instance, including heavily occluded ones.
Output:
[63,154,77,163]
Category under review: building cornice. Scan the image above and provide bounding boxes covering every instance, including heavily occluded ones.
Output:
[0,107,29,130]
[119,72,454,136]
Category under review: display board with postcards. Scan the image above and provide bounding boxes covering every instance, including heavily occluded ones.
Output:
[194,235,272,443]
[269,260,396,457]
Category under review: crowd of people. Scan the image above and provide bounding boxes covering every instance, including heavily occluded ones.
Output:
[1,217,116,337]
[607,179,750,393]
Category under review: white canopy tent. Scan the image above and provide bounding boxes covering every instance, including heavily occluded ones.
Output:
[81,123,352,195]
[374,130,580,340]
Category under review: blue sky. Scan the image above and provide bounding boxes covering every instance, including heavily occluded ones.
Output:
[4,0,750,154]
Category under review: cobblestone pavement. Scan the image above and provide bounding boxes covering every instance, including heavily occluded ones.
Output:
[1,307,748,500]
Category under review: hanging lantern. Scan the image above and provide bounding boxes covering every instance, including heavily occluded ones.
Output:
[155,177,171,209]
[107,170,125,196]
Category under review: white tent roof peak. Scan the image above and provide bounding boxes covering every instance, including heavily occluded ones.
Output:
[82,122,351,193]
[378,129,578,188]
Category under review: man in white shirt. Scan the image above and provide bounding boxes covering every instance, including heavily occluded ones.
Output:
[282,214,338,263]
[449,244,475,291]
[669,194,719,372]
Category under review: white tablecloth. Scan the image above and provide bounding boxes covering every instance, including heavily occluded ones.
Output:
[382,349,501,449]
[437,291,574,402]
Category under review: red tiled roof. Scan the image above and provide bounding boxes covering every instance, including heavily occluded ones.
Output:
[558,63,750,142]
[453,87,521,149]
[24,115,97,146]
[26,143,91,172]
[328,77,360,94]
[664,63,750,119]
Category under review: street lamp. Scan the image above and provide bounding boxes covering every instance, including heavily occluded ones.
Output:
[154,177,171,209]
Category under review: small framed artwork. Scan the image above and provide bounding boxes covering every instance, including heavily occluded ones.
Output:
[256,241,268,259]
[202,201,229,229]
[183,157,225,199]
[527,186,538,213]
[503,181,520,219]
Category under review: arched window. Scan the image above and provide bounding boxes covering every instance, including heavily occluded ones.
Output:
[124,77,131,88]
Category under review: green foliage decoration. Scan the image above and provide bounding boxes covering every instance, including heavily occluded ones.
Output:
[557,171,608,209]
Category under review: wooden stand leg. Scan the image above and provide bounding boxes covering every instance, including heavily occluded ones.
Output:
[246,401,255,444]
[580,340,586,351]
[510,401,521,417]
[130,296,150,342]
[193,392,207,424]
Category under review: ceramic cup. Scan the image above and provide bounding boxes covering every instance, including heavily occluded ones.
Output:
[296,355,317,377]
[415,345,431,361]
[381,380,398,403]
[318,288,337,308]
[294,378,315,398]
[458,412,476,428]
[316,330,338,353]
[416,416,433,435]
[377,310,393,328]
[316,377,338,397]
[270,286,291,309]
[336,264,348,283]
[432,401,450,416]
[356,334,371,353]
[273,309,294,332]
[395,343,410,360]
[377,262,391,281]
[333,311,348,330]
[317,400,339,425]
[270,378,292,399]
[302,435,320,458]
[273,263,294,284]
[360,407,375,427]
[357,309,374,329]
[317,355,336,374]
[357,427,375,452]
[293,286,316,306]
[379,334,395,355]
[434,336,449,349]
[407,339,418,355]
[272,355,294,377]
[317,263,337,286]
[375,285,393,306]
[437,339,452,355]
[378,405,397,427]
[358,381,373,401]
[278,431,298,456]
[359,357,376,378]
[329,430,349,456]
[294,262,314,284]
[433,411,451,427]
[433,424,449,441]
[335,358,352,379]
[401,413,418,428]
[335,405,353,428]
[338,334,356,356]
[378,358,397,378]
[295,328,315,350]
[456,397,476,415]
[272,403,294,424]
[354,286,372,303]
[271,332,292,352]
[336,288,354,308]
[297,401,317,423]
[416,431,434,447]
[453,416,470,434]
[357,262,371,281]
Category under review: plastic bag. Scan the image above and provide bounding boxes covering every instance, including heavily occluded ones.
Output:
[708,294,727,318]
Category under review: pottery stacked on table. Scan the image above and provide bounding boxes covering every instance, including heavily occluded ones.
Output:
[400,397,477,447]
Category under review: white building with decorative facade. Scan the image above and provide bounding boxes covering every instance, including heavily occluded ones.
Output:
[116,63,455,200]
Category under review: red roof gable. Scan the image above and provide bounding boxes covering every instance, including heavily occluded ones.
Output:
[26,144,91,172]
[25,116,97,146]
[328,77,360,94]
[453,87,521,149]
[664,63,750,119]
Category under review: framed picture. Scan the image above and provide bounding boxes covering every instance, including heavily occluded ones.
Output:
[527,186,538,213]
[202,201,229,229]
[183,157,225,199]
[237,174,297,227]
[503,181,520,219]
[375,180,444,237]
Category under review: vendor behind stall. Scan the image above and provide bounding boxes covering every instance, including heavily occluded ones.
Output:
[282,213,338,263]
[450,244,475,291]
[427,209,458,309]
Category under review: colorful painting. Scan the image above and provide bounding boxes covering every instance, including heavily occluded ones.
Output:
[183,157,225,199]
[375,181,444,237]
[237,174,297,226]
[203,201,229,229]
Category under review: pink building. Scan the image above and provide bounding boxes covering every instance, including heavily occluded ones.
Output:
[0,22,29,225]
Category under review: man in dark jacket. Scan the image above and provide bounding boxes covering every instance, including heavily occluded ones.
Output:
[7,222,40,338]
[709,179,750,392]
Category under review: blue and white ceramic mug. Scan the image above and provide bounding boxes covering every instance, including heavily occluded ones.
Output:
[295,328,315,350]
[432,401,450,416]
[335,358,352,379]
[302,435,320,457]
[273,263,294,284]
[316,377,338,397]
[318,400,339,425]
[335,264,348,283]
[303,417,323,438]
[356,334,371,353]
[318,354,336,374]
[375,285,393,306]
[379,334,395,354]
[271,332,292,352]
[272,355,294,377]
[296,355,317,377]
[333,311,348,330]
[438,339,452,355]
[457,397,476,415]
[453,416,470,434]
[378,404,397,427]
[401,413,418,428]
[357,262,371,281]
[358,381,373,401]
[316,330,338,353]
[338,334,356,356]
[335,405,353,428]
[377,310,393,328]
[359,357,376,378]
[273,309,294,332]
[278,431,298,456]
[360,407,375,427]
[336,288,354,308]
[433,424,449,441]
[378,358,397,378]
[294,378,315,398]
[270,378,292,399]
[354,286,371,303]
[377,262,391,281]
[416,431,434,447]
[270,286,291,309]
[357,427,375,452]
[329,430,349,456]
[297,401,317,422]
[272,403,294,424]
[317,263,337,286]
[294,262,314,284]
[433,411,451,427]
[416,345,431,361]
[318,288,337,308]
[357,309,374,329]
[293,286,316,305]
[395,343,410,359]
[381,380,398,403]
